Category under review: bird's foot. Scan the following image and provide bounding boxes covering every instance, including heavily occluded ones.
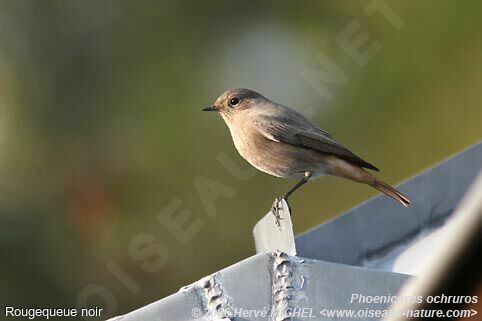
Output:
[271,197,290,229]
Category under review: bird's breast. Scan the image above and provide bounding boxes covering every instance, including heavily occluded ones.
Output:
[229,123,266,165]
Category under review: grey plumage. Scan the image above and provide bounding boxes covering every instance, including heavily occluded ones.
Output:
[203,88,410,207]
[253,112,379,171]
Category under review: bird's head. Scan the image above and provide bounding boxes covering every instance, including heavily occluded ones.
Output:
[202,88,265,121]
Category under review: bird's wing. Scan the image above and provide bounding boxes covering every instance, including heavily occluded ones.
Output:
[256,116,379,171]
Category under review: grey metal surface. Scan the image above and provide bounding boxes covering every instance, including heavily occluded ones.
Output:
[383,170,482,320]
[253,199,297,255]
[112,252,409,321]
[295,142,482,269]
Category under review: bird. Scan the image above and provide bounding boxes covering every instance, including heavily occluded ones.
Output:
[202,88,410,218]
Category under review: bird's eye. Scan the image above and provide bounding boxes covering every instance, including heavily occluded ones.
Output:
[229,97,240,107]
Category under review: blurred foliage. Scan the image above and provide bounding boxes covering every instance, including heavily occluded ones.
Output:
[0,0,481,319]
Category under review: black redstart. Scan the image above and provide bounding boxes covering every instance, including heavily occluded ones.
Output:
[203,88,410,216]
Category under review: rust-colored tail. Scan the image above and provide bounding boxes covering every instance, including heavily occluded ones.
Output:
[325,157,411,207]
[370,177,410,207]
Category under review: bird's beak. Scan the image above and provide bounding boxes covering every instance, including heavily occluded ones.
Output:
[202,105,217,112]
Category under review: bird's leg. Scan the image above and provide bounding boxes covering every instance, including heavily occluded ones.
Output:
[282,172,313,200]
[272,172,312,226]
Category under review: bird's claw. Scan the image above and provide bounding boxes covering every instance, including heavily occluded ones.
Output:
[271,197,285,229]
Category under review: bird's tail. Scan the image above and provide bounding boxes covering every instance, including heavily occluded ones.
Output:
[325,157,411,207]
[369,176,410,207]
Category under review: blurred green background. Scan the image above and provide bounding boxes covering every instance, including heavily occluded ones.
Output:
[0,0,481,319]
